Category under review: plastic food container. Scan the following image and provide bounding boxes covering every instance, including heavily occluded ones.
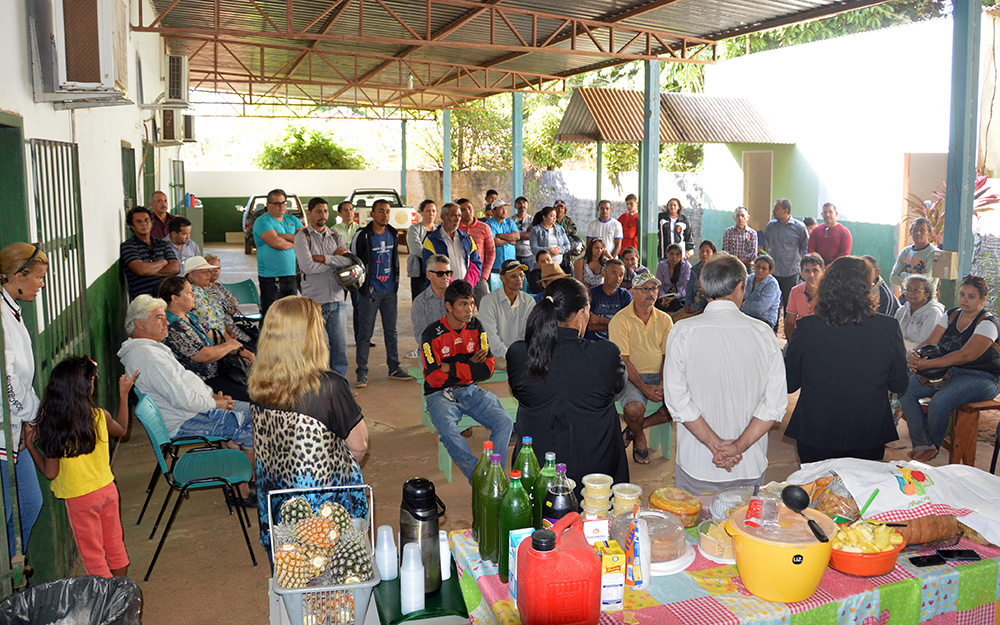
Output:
[829,537,906,577]
[698,520,735,560]
[580,502,610,520]
[726,504,837,603]
[583,493,612,509]
[582,474,613,497]
[611,483,642,506]
[610,508,686,563]
[610,500,634,517]
[709,487,754,521]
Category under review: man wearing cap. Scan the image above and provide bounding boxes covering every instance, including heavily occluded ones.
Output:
[253,188,305,318]
[486,199,520,291]
[532,262,568,302]
[586,259,632,341]
[163,216,200,269]
[663,253,786,494]
[587,199,624,258]
[609,272,673,464]
[479,260,536,369]
[458,198,496,306]
[294,197,355,377]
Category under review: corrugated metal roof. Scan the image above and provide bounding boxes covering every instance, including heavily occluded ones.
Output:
[556,88,791,144]
[142,0,892,110]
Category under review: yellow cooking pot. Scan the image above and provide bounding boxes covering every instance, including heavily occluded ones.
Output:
[726,504,837,603]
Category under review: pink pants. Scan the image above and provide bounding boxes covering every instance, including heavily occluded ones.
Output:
[64,481,129,577]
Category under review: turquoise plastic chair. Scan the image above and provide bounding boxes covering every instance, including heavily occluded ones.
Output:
[220,279,263,322]
[134,394,257,581]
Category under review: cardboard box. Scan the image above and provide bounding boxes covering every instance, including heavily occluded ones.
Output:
[931,249,959,280]
[582,519,610,545]
[594,540,626,612]
[507,528,535,601]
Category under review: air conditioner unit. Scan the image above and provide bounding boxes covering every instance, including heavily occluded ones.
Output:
[165,55,189,106]
[183,115,196,143]
[154,109,183,146]
[28,0,131,107]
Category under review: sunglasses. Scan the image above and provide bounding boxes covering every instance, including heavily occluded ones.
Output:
[428,270,453,277]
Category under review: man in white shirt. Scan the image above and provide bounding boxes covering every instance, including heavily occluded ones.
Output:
[586,200,623,257]
[478,260,535,369]
[663,253,787,494]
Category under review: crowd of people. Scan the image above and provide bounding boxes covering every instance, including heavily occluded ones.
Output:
[3,188,998,580]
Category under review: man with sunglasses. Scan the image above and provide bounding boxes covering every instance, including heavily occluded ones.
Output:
[411,254,452,348]
[252,188,304,317]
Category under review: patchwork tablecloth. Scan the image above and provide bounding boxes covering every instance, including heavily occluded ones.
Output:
[449,529,1000,625]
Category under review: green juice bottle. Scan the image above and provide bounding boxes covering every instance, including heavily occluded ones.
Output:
[513,436,540,508]
[477,454,508,564]
[471,440,494,543]
[531,452,558,529]
[498,470,533,583]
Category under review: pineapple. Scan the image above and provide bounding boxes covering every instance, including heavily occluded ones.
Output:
[294,517,340,549]
[302,545,331,578]
[318,501,352,534]
[304,591,354,624]
[280,496,315,524]
[274,543,312,588]
[339,524,366,548]
[270,520,298,548]
[327,538,373,584]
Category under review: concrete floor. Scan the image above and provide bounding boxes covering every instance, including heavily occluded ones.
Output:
[103,243,999,625]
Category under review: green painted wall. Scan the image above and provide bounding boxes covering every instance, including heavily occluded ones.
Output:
[725,143,820,217]
[701,208,897,275]
[201,195,349,242]
[28,262,127,583]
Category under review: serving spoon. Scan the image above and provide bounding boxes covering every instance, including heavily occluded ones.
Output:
[781,485,829,543]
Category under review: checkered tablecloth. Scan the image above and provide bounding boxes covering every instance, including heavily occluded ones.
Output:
[449,529,1000,625]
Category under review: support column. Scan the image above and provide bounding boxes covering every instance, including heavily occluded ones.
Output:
[640,60,661,269]
[512,93,523,200]
[942,0,982,299]
[596,140,603,209]
[400,120,407,205]
[443,110,452,204]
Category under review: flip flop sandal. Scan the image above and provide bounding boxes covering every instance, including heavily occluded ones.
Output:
[633,447,650,464]
[622,427,635,449]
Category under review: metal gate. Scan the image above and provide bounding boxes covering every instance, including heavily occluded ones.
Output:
[29,139,91,390]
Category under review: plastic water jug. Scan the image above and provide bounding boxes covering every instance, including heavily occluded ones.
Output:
[399,478,446,594]
[516,512,601,625]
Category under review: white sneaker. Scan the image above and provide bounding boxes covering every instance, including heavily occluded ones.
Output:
[406,349,419,359]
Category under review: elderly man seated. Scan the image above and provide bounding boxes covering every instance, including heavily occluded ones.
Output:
[411,254,452,347]
[118,294,255,506]
[586,258,631,341]
[479,259,536,369]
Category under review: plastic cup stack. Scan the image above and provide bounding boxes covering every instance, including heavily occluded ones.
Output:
[375,525,398,581]
[439,530,451,581]
[611,483,643,516]
[580,473,613,519]
[400,542,425,615]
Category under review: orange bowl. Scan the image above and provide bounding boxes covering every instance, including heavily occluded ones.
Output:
[828,536,906,576]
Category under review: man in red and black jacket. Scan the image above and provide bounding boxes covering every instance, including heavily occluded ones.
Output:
[421,280,514,483]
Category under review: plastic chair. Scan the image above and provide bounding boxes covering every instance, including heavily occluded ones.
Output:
[133,394,258,580]
[220,279,263,321]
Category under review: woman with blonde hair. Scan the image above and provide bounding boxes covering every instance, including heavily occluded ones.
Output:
[248,296,368,553]
[0,242,49,557]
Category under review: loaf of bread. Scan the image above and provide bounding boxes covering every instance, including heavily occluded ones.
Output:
[649,487,702,527]
[895,515,958,545]
[957,521,995,547]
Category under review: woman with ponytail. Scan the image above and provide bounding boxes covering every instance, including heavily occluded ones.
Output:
[507,278,629,497]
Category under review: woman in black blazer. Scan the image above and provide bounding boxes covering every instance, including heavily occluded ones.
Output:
[507,278,628,497]
[657,198,694,260]
[784,256,909,463]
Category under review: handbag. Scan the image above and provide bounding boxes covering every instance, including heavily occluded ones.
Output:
[218,352,251,386]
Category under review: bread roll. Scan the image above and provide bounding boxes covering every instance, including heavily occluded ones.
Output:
[896,515,958,545]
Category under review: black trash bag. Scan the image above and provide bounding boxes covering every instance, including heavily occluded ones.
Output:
[0,575,141,625]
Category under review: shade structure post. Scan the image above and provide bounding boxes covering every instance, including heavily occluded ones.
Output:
[512,92,523,200]
[640,60,661,269]
[443,110,452,204]
[400,120,407,205]
[596,139,603,214]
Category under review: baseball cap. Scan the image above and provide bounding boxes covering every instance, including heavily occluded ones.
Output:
[632,273,661,289]
[499,259,528,276]
[553,199,566,207]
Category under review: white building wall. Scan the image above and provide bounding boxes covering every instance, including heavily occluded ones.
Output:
[0,0,183,287]
[704,16,990,226]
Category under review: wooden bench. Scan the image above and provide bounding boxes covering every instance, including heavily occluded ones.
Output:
[919,398,1000,466]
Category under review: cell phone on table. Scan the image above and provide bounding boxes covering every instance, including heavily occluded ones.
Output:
[937,549,980,561]
[909,554,947,567]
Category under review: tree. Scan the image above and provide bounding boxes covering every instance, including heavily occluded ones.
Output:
[254,125,366,169]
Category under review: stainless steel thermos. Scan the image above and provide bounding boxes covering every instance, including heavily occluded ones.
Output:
[399,477,447,594]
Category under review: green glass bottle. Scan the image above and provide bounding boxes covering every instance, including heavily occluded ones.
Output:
[477,453,508,564]
[498,470,533,583]
[531,452,558,529]
[471,440,494,543]
[514,436,540,508]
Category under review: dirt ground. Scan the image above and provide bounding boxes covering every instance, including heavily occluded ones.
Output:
[99,245,1000,624]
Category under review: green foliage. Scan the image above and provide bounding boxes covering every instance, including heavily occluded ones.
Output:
[905,174,1000,243]
[416,98,512,171]
[254,125,366,170]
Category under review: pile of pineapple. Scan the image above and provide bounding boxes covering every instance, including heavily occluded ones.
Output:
[272,496,374,589]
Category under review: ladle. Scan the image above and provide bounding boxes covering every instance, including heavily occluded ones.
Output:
[781,485,829,543]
